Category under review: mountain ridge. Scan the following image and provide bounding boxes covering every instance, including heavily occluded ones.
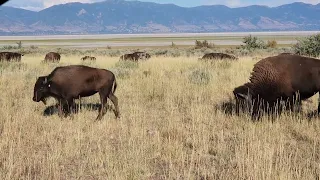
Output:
[1,1,320,35]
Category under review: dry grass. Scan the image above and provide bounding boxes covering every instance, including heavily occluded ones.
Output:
[1,54,320,179]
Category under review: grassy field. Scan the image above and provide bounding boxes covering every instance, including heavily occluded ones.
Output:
[1,54,320,179]
[0,33,308,48]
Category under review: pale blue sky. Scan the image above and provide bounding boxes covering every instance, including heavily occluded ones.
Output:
[3,0,320,11]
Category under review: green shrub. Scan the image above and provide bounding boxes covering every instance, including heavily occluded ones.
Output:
[293,33,320,57]
[154,50,168,56]
[188,69,211,85]
[171,42,177,48]
[195,40,214,49]
[114,60,139,69]
[1,45,18,50]
[266,40,277,48]
[241,35,266,50]
[109,68,131,79]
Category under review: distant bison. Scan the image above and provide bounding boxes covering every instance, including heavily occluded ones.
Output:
[119,53,135,61]
[233,54,320,120]
[132,52,151,60]
[81,56,96,61]
[44,52,61,63]
[33,65,120,120]
[199,53,238,61]
[119,52,151,61]
[0,52,23,62]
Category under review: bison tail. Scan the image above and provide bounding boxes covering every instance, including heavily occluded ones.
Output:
[112,78,117,94]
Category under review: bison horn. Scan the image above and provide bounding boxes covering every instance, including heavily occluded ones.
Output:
[236,93,248,99]
[43,77,47,84]
[237,92,253,104]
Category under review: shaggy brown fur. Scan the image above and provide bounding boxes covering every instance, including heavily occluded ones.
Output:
[81,56,96,61]
[0,52,23,62]
[33,65,120,120]
[132,52,151,60]
[119,52,151,61]
[199,53,238,61]
[234,54,320,120]
[44,52,61,63]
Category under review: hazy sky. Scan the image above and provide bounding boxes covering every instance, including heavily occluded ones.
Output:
[3,0,320,11]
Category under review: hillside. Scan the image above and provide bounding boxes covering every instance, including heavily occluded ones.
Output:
[1,0,320,35]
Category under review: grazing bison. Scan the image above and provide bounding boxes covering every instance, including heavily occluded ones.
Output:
[44,52,61,63]
[0,52,23,62]
[199,53,238,61]
[119,52,151,61]
[233,54,320,120]
[32,65,120,120]
[132,52,151,60]
[119,53,136,61]
[81,56,96,61]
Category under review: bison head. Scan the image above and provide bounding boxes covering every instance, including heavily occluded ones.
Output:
[233,84,253,113]
[33,76,51,104]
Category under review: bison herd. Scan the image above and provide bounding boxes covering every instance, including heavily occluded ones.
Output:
[1,49,320,121]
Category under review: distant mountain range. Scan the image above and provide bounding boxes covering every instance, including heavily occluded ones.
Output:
[0,0,320,35]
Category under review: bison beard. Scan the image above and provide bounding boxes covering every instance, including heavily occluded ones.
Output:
[233,54,320,120]
[33,65,120,120]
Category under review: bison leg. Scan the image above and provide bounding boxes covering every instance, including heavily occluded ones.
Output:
[66,99,76,118]
[108,92,120,118]
[96,91,108,120]
[57,99,65,118]
[318,94,320,114]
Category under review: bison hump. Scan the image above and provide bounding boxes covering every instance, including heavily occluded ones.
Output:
[249,59,291,99]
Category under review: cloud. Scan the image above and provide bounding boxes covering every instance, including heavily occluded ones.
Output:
[4,0,104,11]
[202,0,320,7]
[41,0,94,8]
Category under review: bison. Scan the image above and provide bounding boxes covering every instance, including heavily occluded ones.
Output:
[132,52,151,60]
[81,56,96,61]
[119,52,151,61]
[0,52,23,62]
[32,65,120,120]
[199,53,238,61]
[119,53,136,61]
[233,54,320,120]
[44,52,61,63]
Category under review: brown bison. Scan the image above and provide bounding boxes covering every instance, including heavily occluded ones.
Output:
[119,52,151,61]
[32,65,120,120]
[0,52,23,62]
[44,52,61,63]
[199,53,238,61]
[132,52,151,60]
[233,54,320,120]
[81,56,96,61]
[119,53,135,61]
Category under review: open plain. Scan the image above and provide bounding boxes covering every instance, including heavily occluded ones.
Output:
[1,31,319,48]
[0,50,320,179]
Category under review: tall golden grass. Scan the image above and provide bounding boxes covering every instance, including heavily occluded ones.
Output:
[0,54,320,179]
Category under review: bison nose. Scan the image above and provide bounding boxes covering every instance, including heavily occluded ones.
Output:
[32,97,36,101]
